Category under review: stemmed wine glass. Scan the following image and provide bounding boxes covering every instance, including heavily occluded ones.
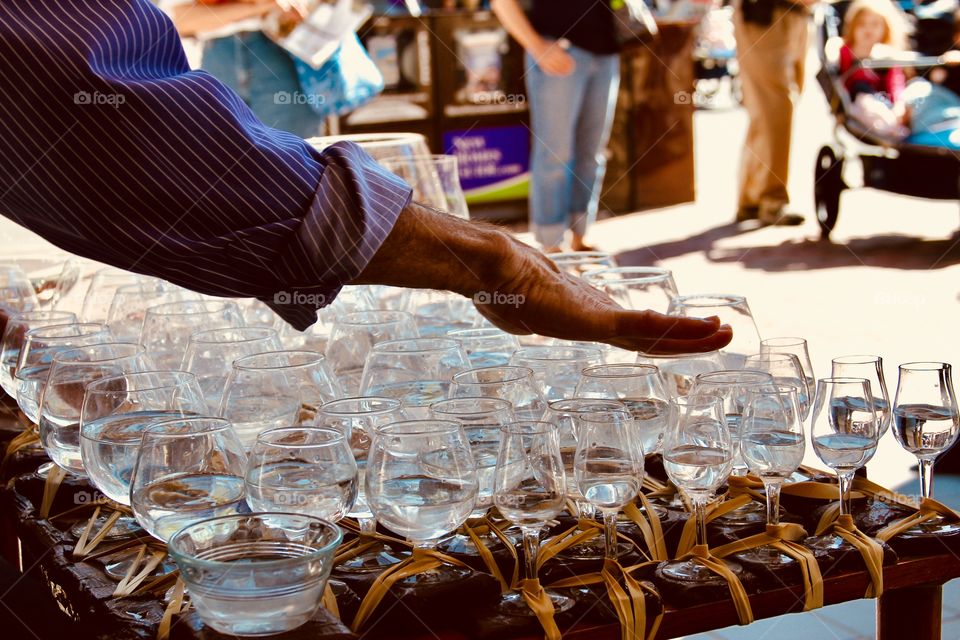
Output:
[365,420,478,584]
[0,263,39,314]
[808,377,880,551]
[760,337,815,402]
[130,417,248,543]
[668,295,760,369]
[182,326,282,413]
[39,343,153,476]
[324,310,418,395]
[831,355,891,437]
[574,409,645,561]
[80,371,207,574]
[549,251,617,278]
[510,346,604,401]
[448,365,547,422]
[79,269,156,323]
[636,351,724,398]
[106,282,189,343]
[1,310,77,398]
[3,257,81,309]
[575,364,671,455]
[582,267,678,314]
[140,300,245,370]
[660,394,736,581]
[359,338,469,417]
[219,350,341,449]
[316,396,408,573]
[737,385,806,564]
[743,353,811,419]
[892,362,960,536]
[493,421,573,614]
[244,427,358,520]
[446,327,521,368]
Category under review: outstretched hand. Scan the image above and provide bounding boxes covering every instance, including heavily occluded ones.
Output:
[475,238,733,355]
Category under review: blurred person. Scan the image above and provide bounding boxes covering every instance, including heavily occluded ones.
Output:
[492,0,621,253]
[0,0,732,357]
[167,0,326,138]
[734,0,817,226]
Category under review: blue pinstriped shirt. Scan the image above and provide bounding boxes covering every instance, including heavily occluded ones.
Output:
[0,0,412,330]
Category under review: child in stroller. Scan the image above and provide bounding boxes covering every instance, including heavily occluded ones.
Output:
[838,0,960,148]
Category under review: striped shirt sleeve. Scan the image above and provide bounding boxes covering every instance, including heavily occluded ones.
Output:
[0,0,411,330]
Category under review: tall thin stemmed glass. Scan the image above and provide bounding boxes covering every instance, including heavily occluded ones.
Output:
[660,394,735,582]
[831,355,891,437]
[738,385,806,564]
[575,409,645,560]
[743,353,811,419]
[760,337,815,402]
[808,377,879,551]
[494,421,573,614]
[892,362,960,536]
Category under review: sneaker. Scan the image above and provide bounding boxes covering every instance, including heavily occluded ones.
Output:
[735,205,759,222]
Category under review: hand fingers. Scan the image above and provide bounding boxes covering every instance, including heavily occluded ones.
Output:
[609,325,734,355]
[614,309,722,341]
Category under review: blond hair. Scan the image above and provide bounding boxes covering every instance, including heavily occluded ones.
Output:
[843,0,911,51]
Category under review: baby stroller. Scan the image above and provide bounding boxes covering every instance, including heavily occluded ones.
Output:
[814,0,959,240]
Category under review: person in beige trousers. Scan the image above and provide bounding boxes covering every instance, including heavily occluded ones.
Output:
[734,0,816,225]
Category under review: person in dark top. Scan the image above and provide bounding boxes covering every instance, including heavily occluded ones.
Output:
[492,0,620,253]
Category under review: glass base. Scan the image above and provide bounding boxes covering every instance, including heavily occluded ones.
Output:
[336,543,410,574]
[735,544,795,566]
[715,501,768,526]
[439,530,513,556]
[398,562,471,587]
[900,517,960,538]
[497,589,575,617]
[35,461,54,479]
[805,532,851,553]
[103,551,177,581]
[660,557,742,583]
[69,514,143,541]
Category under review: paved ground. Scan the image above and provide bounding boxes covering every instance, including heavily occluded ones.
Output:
[3,33,960,639]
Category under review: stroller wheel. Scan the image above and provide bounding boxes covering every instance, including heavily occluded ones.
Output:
[814,146,844,240]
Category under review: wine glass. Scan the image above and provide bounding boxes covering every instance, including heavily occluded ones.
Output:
[79,269,157,323]
[510,346,604,401]
[575,409,645,560]
[892,362,960,536]
[447,327,520,368]
[324,310,418,396]
[493,421,573,615]
[1,310,77,398]
[449,365,547,422]
[380,154,470,220]
[359,338,469,417]
[405,290,479,337]
[660,394,736,581]
[244,426,358,520]
[316,396,408,573]
[130,417,248,542]
[15,322,113,424]
[106,282,192,343]
[808,377,880,551]
[583,267,678,314]
[668,295,760,369]
[2,257,81,309]
[366,420,478,584]
[760,337,815,402]
[831,355,891,437]
[219,350,341,449]
[0,263,39,314]
[39,343,153,476]
[737,385,806,564]
[636,351,724,398]
[576,364,671,455]
[182,327,283,413]
[80,370,208,557]
[140,300,245,370]
[743,353,811,419]
[549,251,617,278]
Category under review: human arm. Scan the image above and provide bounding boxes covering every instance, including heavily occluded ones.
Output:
[490,0,574,76]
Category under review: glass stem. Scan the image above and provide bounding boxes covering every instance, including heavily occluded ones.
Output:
[838,471,855,517]
[576,500,595,523]
[764,479,782,526]
[603,510,618,561]
[521,527,540,582]
[918,457,935,501]
[359,517,377,537]
[694,498,708,548]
